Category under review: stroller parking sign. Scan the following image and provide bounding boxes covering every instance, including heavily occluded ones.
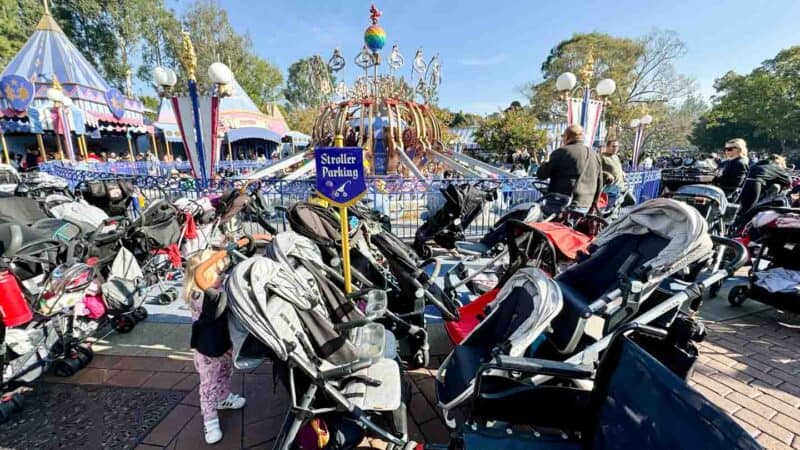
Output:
[314,147,367,207]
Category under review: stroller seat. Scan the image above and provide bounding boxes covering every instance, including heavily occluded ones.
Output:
[453,241,490,256]
[0,223,52,257]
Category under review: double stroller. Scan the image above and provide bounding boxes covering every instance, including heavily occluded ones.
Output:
[729,207,800,313]
[435,199,747,422]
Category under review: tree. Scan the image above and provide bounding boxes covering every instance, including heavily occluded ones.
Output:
[526,31,695,137]
[181,0,283,107]
[475,108,548,160]
[449,111,483,128]
[284,57,333,109]
[284,107,318,135]
[0,0,43,68]
[694,46,800,153]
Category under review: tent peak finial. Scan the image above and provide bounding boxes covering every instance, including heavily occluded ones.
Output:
[36,0,64,32]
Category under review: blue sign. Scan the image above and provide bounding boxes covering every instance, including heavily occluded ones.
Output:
[1,75,34,111]
[27,107,43,134]
[105,88,126,119]
[314,147,367,206]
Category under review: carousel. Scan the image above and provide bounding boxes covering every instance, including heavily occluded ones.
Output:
[310,5,445,179]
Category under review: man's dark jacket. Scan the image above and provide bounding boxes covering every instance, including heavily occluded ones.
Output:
[536,142,603,208]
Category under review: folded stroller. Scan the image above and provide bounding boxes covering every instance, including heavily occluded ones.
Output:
[729,207,800,314]
[225,256,414,450]
[413,181,499,257]
[76,178,135,217]
[435,199,746,419]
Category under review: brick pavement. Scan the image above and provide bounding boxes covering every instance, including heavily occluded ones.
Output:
[40,308,799,449]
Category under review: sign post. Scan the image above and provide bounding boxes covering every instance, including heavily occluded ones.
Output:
[314,144,367,294]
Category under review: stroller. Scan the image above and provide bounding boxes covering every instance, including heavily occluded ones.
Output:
[224,252,415,450]
[76,178,136,217]
[413,181,499,257]
[664,184,738,236]
[287,202,458,367]
[432,324,759,450]
[435,199,747,419]
[125,199,185,278]
[729,207,800,314]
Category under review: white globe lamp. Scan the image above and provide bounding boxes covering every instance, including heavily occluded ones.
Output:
[556,72,577,92]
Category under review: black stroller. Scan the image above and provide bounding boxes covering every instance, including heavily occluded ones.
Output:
[76,178,136,217]
[435,199,748,421]
[413,181,499,257]
[430,324,759,450]
[729,207,800,313]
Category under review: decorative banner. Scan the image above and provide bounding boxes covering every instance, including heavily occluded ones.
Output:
[197,95,220,180]
[105,88,126,119]
[27,107,43,134]
[70,106,86,135]
[173,95,200,178]
[314,147,367,207]
[0,75,34,111]
[566,95,605,149]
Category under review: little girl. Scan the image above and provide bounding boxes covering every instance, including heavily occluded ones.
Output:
[185,251,246,444]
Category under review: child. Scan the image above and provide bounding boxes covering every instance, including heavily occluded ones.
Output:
[184,251,246,444]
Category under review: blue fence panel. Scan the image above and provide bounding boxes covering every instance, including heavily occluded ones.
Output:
[38,162,661,240]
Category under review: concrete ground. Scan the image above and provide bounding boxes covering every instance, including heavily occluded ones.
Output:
[40,280,800,450]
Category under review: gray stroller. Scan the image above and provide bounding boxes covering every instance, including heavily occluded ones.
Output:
[225,254,417,450]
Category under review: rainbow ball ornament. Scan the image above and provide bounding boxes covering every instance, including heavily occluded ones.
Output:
[364,25,386,52]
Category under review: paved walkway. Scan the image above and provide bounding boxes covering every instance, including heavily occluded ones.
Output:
[41,303,800,450]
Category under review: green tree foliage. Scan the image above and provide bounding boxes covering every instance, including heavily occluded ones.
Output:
[475,108,547,159]
[284,57,334,109]
[449,111,483,128]
[693,46,800,153]
[284,107,318,135]
[0,0,43,68]
[526,31,695,138]
[181,0,283,106]
[617,95,707,159]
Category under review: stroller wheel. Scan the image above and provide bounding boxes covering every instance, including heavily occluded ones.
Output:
[728,285,748,307]
[155,290,177,305]
[52,358,82,377]
[132,306,149,322]
[112,315,136,333]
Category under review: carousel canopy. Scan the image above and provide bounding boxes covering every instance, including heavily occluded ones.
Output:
[0,9,145,132]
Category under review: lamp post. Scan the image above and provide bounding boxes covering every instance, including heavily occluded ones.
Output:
[153,33,233,184]
[556,51,616,148]
[630,114,653,170]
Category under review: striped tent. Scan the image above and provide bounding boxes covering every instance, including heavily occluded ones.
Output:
[0,9,146,134]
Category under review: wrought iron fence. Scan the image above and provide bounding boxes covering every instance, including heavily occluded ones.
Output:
[39,161,662,240]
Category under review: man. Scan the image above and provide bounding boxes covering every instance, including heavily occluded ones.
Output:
[601,139,626,189]
[537,124,603,208]
[737,153,792,214]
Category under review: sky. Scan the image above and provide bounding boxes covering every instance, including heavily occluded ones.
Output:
[167,0,800,115]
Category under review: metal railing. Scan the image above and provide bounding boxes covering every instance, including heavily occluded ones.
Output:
[39,162,662,240]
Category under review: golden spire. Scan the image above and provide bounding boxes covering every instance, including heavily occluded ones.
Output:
[580,46,595,86]
[37,0,64,32]
[51,74,62,91]
[180,31,198,81]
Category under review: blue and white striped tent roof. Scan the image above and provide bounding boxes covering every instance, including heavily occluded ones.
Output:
[0,10,145,130]
[451,126,480,149]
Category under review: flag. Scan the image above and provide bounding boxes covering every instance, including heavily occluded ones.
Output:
[566,95,605,149]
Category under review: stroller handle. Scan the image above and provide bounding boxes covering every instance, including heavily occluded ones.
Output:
[710,235,748,276]
[195,234,272,290]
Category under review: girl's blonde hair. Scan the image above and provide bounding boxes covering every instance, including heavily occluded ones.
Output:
[725,138,748,159]
[183,249,228,305]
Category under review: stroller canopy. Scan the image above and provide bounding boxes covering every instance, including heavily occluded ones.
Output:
[591,198,713,279]
[675,184,729,211]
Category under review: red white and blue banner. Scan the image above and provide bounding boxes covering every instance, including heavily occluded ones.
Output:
[566,93,605,149]
[171,81,221,182]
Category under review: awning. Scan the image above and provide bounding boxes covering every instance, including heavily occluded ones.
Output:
[154,122,182,142]
[285,130,311,145]
[227,127,282,143]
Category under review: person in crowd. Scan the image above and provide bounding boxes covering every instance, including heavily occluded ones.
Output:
[737,153,792,214]
[601,139,626,189]
[184,251,247,444]
[640,154,654,170]
[519,149,531,171]
[10,153,22,170]
[714,138,749,197]
[536,124,603,209]
[511,164,527,177]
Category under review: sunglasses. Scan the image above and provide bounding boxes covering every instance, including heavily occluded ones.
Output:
[724,147,737,151]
